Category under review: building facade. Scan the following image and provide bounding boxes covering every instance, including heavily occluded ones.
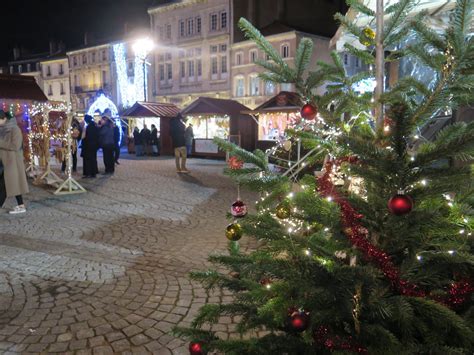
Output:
[231,25,331,108]
[40,55,71,104]
[148,0,232,108]
[7,48,46,89]
[67,43,117,115]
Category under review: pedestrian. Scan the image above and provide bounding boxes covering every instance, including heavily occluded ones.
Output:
[170,113,188,173]
[150,124,159,156]
[113,121,121,165]
[141,124,151,156]
[62,118,81,173]
[133,127,143,157]
[0,110,29,214]
[82,115,99,178]
[99,117,115,175]
[185,123,194,156]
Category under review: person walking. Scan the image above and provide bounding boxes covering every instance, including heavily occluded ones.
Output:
[141,124,151,156]
[113,121,121,165]
[99,118,115,175]
[150,124,159,156]
[62,118,81,173]
[82,115,99,178]
[133,127,143,157]
[170,113,188,173]
[184,123,194,156]
[0,110,29,214]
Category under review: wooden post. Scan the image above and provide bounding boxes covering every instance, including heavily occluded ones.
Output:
[375,0,385,131]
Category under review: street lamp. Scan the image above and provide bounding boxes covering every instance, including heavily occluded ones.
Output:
[133,38,154,102]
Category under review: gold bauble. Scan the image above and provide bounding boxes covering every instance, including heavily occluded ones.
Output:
[275,203,291,219]
[226,222,243,241]
[363,27,375,39]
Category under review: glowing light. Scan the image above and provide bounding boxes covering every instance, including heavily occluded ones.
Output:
[459,229,465,234]
[305,249,311,256]
[448,250,455,255]
[113,43,135,108]
[416,255,422,261]
[87,93,123,144]
[421,179,427,186]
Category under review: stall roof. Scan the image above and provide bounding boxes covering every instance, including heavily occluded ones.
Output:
[181,97,250,116]
[122,101,180,118]
[244,91,303,114]
[0,74,48,102]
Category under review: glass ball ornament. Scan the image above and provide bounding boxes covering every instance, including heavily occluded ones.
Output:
[189,341,204,355]
[275,202,291,219]
[226,222,243,241]
[300,103,318,120]
[287,308,310,333]
[231,200,247,218]
[388,194,413,216]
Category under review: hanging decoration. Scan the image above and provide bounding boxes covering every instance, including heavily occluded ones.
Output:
[388,193,413,216]
[314,326,368,353]
[231,200,248,218]
[275,201,291,219]
[286,308,310,333]
[228,156,244,170]
[226,222,243,241]
[359,27,376,46]
[300,103,318,120]
[188,341,205,355]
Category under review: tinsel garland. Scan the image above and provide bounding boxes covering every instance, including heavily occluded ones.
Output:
[314,326,367,354]
[317,157,473,306]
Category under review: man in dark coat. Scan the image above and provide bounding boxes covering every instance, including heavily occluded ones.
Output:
[82,115,99,178]
[141,124,151,156]
[113,122,121,164]
[170,113,188,173]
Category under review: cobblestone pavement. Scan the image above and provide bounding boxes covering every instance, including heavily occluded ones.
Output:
[0,156,257,354]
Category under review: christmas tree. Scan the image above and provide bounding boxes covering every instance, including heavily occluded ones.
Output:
[176,0,474,353]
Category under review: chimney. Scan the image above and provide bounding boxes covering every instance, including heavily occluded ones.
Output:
[13,46,20,60]
[49,40,57,55]
[84,32,89,45]
[277,0,286,22]
[58,41,66,52]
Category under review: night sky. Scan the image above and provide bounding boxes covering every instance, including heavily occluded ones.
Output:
[0,0,156,63]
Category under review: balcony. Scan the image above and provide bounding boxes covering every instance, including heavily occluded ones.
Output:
[74,83,110,93]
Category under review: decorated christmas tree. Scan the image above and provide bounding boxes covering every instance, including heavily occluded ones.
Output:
[176,0,474,353]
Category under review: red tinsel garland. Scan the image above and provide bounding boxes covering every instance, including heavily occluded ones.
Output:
[314,326,368,354]
[317,157,473,305]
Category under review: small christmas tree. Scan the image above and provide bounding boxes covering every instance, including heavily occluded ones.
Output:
[176,0,474,353]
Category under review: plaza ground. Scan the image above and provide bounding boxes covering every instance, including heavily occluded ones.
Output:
[0,155,257,354]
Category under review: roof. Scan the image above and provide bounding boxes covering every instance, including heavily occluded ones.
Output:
[122,101,180,118]
[181,97,250,116]
[0,74,48,101]
[41,52,68,62]
[248,91,303,113]
[148,0,185,12]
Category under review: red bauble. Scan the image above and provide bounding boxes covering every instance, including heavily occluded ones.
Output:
[300,103,318,120]
[388,194,413,216]
[189,342,204,355]
[231,200,247,218]
[228,156,243,170]
[287,309,310,332]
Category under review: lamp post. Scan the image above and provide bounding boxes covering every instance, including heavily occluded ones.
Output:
[133,38,154,102]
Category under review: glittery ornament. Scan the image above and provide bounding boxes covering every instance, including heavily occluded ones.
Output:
[225,222,243,241]
[231,200,247,218]
[300,103,318,120]
[359,27,375,46]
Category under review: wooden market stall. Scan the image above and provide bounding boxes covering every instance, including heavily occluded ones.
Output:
[244,91,304,151]
[122,101,180,155]
[181,97,255,158]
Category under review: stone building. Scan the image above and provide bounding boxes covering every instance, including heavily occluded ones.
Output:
[40,53,70,104]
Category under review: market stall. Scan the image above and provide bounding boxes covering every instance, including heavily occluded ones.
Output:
[122,101,180,155]
[244,91,304,151]
[181,97,254,158]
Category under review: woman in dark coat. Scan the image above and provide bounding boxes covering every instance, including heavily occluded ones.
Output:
[82,115,99,178]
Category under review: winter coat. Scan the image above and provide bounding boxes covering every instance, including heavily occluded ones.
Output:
[0,124,29,197]
[150,128,159,145]
[133,130,143,145]
[170,117,186,148]
[99,125,115,147]
[141,128,151,144]
[185,126,194,146]
[82,122,99,158]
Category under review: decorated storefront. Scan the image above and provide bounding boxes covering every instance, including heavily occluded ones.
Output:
[122,101,180,155]
[181,97,254,158]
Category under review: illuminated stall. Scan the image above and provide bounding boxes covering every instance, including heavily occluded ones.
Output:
[246,91,303,151]
[122,101,180,155]
[181,97,254,158]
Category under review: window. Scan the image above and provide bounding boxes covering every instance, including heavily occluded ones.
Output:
[73,57,78,66]
[195,48,202,56]
[197,59,202,77]
[166,24,172,39]
[179,50,185,58]
[18,65,22,73]
[165,52,172,61]
[158,54,164,62]
[265,81,276,95]
[102,70,107,85]
[167,63,172,80]
[187,18,194,35]
[250,50,257,63]
[220,44,227,52]
[47,66,51,76]
[92,52,96,63]
[210,13,218,31]
[355,58,360,68]
[196,17,202,34]
[236,53,242,65]
[188,61,195,77]
[281,44,289,58]
[221,12,227,29]
[27,64,31,72]
[36,63,40,71]
[221,56,227,74]
[343,54,348,66]
[159,26,164,40]
[74,75,78,87]
[235,77,244,97]
[48,85,53,96]
[210,45,218,53]
[211,57,218,75]
[159,64,165,81]
[82,54,87,64]
[60,82,65,95]
[102,50,107,61]
[59,64,64,75]
[187,49,194,57]
[250,75,260,96]
[179,20,185,37]
[180,62,186,78]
